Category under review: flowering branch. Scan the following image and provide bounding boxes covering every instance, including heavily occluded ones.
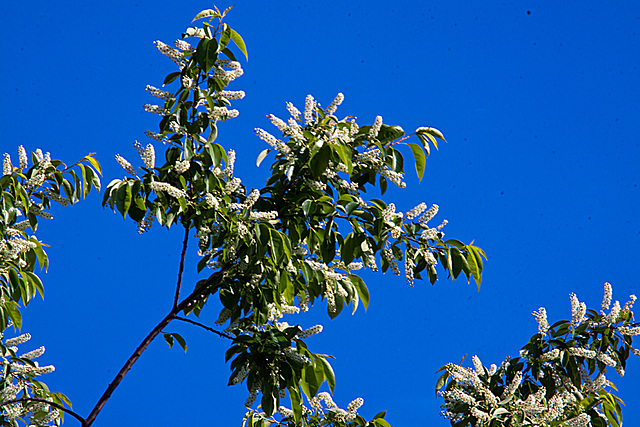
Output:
[0,397,87,426]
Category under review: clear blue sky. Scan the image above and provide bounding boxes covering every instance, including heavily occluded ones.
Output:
[1,1,639,426]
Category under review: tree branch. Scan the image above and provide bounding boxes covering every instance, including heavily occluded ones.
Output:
[174,226,190,310]
[0,397,87,426]
[84,311,176,425]
[174,316,233,339]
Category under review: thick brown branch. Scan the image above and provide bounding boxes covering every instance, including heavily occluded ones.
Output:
[174,226,190,310]
[84,312,176,425]
[0,397,87,425]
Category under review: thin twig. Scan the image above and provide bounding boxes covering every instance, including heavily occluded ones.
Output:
[174,226,190,310]
[174,316,234,339]
[0,397,87,426]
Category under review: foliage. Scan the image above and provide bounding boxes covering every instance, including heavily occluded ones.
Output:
[100,6,483,424]
[437,283,639,427]
[0,147,100,425]
[4,5,634,427]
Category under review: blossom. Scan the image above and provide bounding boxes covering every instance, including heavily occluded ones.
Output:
[145,130,166,142]
[405,202,427,220]
[17,145,27,170]
[115,154,136,175]
[268,114,288,133]
[154,40,184,67]
[304,94,316,125]
[405,254,415,287]
[286,102,301,121]
[417,204,439,224]
[383,248,400,275]
[244,189,260,209]
[204,193,219,209]
[174,39,193,52]
[532,307,549,335]
[325,93,344,115]
[3,153,12,175]
[149,181,186,199]
[142,144,155,168]
[224,177,241,194]
[601,282,612,313]
[137,210,155,234]
[298,325,323,338]
[145,85,172,100]
[29,204,53,219]
[370,115,383,138]
[218,90,245,100]
[143,103,167,115]
[175,160,190,174]
[569,293,586,328]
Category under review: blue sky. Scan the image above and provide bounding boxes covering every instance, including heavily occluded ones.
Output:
[1,1,639,426]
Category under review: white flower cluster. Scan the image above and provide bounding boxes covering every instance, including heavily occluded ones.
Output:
[255,128,291,155]
[210,106,239,120]
[283,392,363,423]
[136,210,155,234]
[144,130,166,142]
[134,140,155,169]
[204,193,219,209]
[298,325,323,339]
[42,188,69,207]
[175,159,190,174]
[570,292,587,328]
[218,90,245,100]
[304,95,317,126]
[149,181,186,199]
[28,204,53,220]
[224,177,241,194]
[532,307,550,336]
[169,121,187,135]
[1,328,59,425]
[370,115,383,138]
[17,145,27,170]
[211,59,243,83]
[145,85,172,100]
[116,154,136,175]
[154,40,185,68]
[442,283,639,426]
[174,39,193,52]
[283,347,309,364]
[405,252,415,287]
[248,211,278,221]
[325,93,344,115]
[143,103,167,115]
[382,248,400,275]
[3,153,12,175]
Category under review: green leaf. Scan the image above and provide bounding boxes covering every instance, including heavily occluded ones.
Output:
[435,371,449,393]
[4,301,22,330]
[172,332,188,353]
[373,418,392,427]
[318,356,336,393]
[377,125,405,145]
[192,9,221,22]
[164,72,181,85]
[228,26,248,60]
[288,386,302,423]
[407,142,426,182]
[416,126,446,142]
[348,274,369,310]
[82,154,102,176]
[163,333,174,348]
[373,411,387,420]
[256,149,271,167]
